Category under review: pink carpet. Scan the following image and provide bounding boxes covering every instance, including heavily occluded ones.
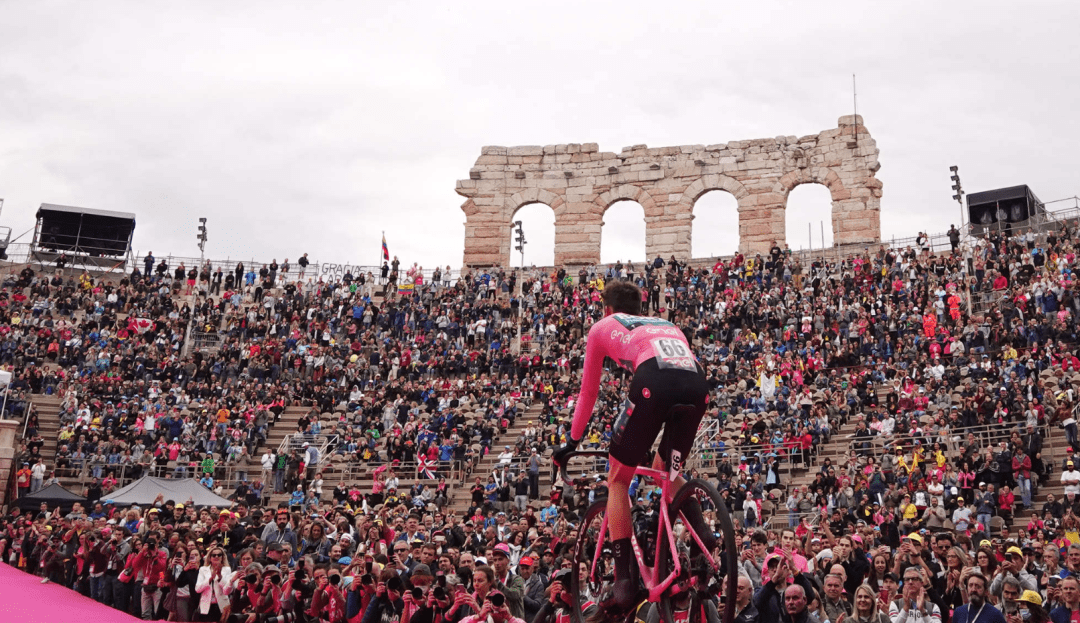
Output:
[0,562,143,623]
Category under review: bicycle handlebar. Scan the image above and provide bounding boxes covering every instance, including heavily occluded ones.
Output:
[552,449,609,485]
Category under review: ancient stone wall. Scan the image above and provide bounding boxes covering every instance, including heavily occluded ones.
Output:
[456,115,882,267]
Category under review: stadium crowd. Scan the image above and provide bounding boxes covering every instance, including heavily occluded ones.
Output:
[2,220,1080,622]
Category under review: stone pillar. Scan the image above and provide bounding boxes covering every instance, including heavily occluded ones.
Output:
[648,209,691,256]
[833,196,881,246]
[0,420,18,509]
[739,194,785,255]
[462,211,511,268]
[555,209,601,266]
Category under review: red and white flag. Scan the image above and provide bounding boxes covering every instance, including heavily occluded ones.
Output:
[128,317,154,333]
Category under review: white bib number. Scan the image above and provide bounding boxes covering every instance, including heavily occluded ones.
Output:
[651,338,696,371]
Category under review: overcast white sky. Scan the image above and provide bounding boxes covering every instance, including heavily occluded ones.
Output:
[1,2,1078,269]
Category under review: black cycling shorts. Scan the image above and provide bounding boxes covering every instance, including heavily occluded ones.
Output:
[609,357,709,470]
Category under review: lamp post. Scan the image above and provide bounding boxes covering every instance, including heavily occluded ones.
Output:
[950,166,966,232]
[197,217,208,268]
[513,221,526,354]
[184,218,208,356]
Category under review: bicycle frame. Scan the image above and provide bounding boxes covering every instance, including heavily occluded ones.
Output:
[563,450,720,605]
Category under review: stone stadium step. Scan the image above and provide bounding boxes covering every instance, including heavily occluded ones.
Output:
[259,404,546,513]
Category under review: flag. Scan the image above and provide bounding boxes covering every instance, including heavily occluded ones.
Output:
[382,233,389,262]
[417,456,436,480]
[398,283,414,296]
[759,372,777,400]
[128,317,154,333]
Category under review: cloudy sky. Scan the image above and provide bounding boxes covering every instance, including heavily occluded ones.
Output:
[1,2,1078,270]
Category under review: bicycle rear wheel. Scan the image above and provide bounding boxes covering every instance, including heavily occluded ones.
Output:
[657,478,738,623]
[569,498,609,623]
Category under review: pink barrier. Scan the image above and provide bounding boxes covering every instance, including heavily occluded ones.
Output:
[0,562,142,623]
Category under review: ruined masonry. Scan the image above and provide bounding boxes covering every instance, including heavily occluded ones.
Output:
[456,115,882,267]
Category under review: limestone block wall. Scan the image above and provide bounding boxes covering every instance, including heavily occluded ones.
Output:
[457,115,882,267]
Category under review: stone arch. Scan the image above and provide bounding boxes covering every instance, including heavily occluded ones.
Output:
[594,184,658,218]
[672,174,749,259]
[676,174,751,212]
[506,188,566,216]
[774,167,850,202]
[774,167,850,249]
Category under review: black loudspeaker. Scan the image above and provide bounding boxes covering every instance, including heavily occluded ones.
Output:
[967,185,1042,226]
[33,204,136,257]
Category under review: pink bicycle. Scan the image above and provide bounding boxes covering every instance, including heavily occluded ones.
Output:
[555,448,737,623]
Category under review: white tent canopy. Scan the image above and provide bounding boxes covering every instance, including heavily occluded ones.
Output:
[105,476,233,508]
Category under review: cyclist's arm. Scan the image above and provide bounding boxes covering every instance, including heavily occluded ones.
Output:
[570,321,609,442]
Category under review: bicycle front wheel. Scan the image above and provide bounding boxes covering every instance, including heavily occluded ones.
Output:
[657,478,738,623]
[569,498,609,623]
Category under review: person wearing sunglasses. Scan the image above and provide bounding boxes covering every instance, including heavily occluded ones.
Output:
[195,546,234,622]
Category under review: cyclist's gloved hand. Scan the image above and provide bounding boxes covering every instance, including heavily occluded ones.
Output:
[552,438,580,471]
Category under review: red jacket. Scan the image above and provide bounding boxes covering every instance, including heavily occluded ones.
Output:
[1012,454,1032,479]
[130,548,168,584]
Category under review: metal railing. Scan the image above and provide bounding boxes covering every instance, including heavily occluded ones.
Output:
[277,433,339,468]
[19,400,34,439]
[836,419,1055,469]
[687,418,721,472]
[190,331,225,353]
[46,461,274,502]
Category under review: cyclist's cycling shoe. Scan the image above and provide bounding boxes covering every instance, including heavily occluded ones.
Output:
[599,578,641,617]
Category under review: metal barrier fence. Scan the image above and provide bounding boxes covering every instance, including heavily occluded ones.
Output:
[836,419,1056,466]
[190,332,225,352]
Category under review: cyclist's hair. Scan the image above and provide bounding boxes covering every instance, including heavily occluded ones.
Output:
[602,281,642,315]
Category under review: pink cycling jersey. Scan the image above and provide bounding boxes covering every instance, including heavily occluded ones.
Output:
[570,313,698,440]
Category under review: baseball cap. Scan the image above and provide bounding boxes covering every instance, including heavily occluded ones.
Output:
[519,556,534,567]
[1006,546,1024,557]
[492,543,511,558]
[1018,590,1043,606]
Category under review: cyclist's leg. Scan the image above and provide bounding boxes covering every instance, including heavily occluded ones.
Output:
[606,456,638,541]
[655,372,714,555]
[607,388,666,611]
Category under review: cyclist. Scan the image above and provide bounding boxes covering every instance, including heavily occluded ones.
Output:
[554,281,714,615]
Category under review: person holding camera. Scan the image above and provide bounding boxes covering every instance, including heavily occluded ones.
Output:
[359,568,404,623]
[132,536,169,619]
[227,561,269,622]
[458,589,526,623]
[406,578,455,623]
[989,546,1038,601]
[311,567,347,623]
[530,568,598,623]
